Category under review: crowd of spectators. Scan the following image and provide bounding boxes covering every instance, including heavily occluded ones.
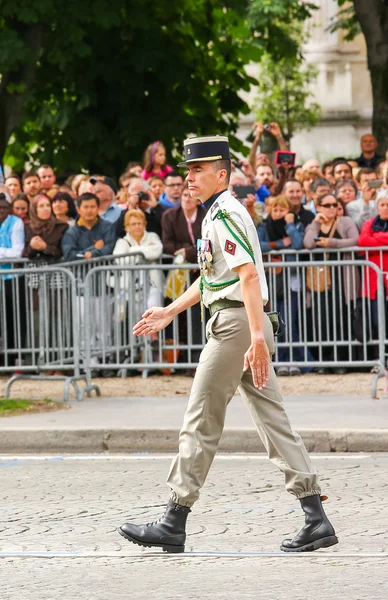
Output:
[1,128,388,375]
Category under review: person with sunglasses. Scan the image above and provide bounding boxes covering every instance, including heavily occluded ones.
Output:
[304,193,359,374]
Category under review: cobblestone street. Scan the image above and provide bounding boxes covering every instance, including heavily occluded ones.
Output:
[0,454,387,600]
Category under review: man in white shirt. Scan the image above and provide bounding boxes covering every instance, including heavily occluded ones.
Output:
[118,136,337,555]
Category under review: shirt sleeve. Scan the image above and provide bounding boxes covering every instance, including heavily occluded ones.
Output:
[0,219,25,259]
[213,209,254,270]
[139,233,163,262]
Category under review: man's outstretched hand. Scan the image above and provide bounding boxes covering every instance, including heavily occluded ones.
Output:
[133,307,173,337]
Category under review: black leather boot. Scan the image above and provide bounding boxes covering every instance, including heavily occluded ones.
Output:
[281,495,338,552]
[118,500,191,553]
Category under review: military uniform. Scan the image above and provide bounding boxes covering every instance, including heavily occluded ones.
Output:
[119,135,337,554]
[167,188,321,506]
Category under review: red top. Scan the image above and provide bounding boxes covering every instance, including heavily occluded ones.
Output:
[358,218,388,299]
[141,165,173,181]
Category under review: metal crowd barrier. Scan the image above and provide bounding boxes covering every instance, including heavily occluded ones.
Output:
[82,262,204,379]
[1,248,387,400]
[59,252,145,294]
[81,251,387,398]
[264,247,388,397]
[273,246,388,265]
[265,259,386,394]
[0,265,98,401]
[0,253,149,400]
[61,252,145,380]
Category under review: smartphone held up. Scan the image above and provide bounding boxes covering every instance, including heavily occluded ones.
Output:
[367,179,383,189]
[233,185,256,199]
[275,150,296,167]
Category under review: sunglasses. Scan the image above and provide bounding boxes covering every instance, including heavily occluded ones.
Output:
[321,203,338,208]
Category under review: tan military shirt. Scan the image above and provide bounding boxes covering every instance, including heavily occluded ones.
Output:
[199,190,268,307]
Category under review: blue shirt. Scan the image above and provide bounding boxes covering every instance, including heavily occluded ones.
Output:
[0,215,25,279]
[158,193,181,209]
[256,185,271,203]
[100,202,123,223]
[257,220,305,253]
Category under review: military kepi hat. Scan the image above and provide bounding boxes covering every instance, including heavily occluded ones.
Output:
[177,135,230,167]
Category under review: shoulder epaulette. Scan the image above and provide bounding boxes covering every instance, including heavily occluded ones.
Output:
[210,201,220,221]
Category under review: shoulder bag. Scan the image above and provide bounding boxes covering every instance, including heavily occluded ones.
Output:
[306,219,339,293]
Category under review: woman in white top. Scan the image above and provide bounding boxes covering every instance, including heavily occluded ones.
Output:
[113,209,163,308]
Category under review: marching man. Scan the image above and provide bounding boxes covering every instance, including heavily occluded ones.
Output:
[119,135,338,553]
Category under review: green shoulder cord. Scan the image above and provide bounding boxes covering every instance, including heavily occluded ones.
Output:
[216,209,256,265]
[199,209,255,320]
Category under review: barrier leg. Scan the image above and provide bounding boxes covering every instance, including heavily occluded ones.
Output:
[79,380,101,400]
[371,271,387,399]
[371,364,387,399]
[4,373,98,402]
[4,374,24,399]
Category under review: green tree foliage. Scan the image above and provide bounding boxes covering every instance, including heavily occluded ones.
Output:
[254,53,321,143]
[0,0,317,175]
[247,0,318,59]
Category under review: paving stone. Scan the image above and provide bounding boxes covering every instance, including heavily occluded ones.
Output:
[0,454,387,599]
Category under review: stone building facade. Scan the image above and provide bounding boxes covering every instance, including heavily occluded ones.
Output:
[239,0,373,163]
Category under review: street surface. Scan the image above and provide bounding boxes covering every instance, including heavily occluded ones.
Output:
[0,454,387,599]
[2,394,387,429]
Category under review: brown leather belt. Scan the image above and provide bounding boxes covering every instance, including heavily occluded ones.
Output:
[208,299,244,317]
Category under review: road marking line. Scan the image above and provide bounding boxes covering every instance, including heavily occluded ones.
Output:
[0,454,375,462]
[0,551,386,558]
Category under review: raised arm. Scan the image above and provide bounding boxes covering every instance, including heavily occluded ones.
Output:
[248,122,264,171]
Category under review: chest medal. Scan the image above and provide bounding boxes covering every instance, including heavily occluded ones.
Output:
[197,238,215,277]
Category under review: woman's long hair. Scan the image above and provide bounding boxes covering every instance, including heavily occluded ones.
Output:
[143,141,165,173]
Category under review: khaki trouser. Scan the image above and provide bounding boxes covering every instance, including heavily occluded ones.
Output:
[167,308,321,507]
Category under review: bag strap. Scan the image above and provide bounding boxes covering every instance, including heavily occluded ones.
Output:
[328,218,339,240]
[324,218,339,261]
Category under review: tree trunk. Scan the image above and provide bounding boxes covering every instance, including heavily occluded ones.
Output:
[370,60,388,154]
[283,71,292,144]
[353,0,388,153]
[0,23,42,165]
